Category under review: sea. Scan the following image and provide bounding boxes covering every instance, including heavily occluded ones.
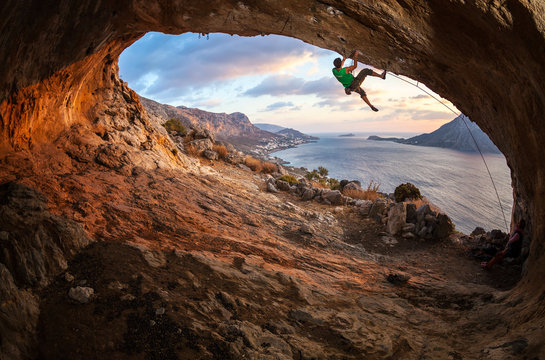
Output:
[273,133,513,234]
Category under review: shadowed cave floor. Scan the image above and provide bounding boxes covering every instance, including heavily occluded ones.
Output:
[1,148,523,359]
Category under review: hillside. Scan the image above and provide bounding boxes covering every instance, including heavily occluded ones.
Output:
[142,97,318,154]
[253,123,286,133]
[369,115,501,154]
[141,97,278,142]
[277,128,319,141]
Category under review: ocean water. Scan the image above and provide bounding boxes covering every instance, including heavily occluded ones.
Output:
[273,134,513,234]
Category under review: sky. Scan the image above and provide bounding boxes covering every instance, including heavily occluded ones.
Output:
[119,32,459,135]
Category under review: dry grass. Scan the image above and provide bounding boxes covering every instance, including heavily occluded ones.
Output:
[261,161,277,174]
[343,188,382,202]
[405,197,442,213]
[185,143,200,157]
[212,144,228,159]
[244,156,262,172]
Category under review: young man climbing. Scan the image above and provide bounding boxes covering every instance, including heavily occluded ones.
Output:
[332,50,386,111]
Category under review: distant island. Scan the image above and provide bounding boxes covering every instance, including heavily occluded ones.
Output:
[339,133,355,137]
[368,115,501,154]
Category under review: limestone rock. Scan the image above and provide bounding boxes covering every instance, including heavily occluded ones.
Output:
[276,180,291,192]
[267,182,278,193]
[406,203,417,224]
[322,190,342,205]
[203,149,218,160]
[433,213,455,239]
[301,188,315,201]
[68,286,94,303]
[187,138,213,155]
[0,182,92,288]
[369,198,387,220]
[387,202,407,235]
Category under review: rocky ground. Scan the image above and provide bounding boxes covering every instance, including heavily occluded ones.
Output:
[0,78,534,359]
[0,143,527,359]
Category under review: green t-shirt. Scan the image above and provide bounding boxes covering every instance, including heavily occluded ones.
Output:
[332,67,354,87]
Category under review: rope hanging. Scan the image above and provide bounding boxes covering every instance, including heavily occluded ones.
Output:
[387,72,510,233]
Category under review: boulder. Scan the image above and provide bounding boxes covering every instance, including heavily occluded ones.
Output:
[406,203,417,224]
[301,188,315,201]
[187,138,213,155]
[226,153,243,165]
[267,182,278,193]
[402,223,416,233]
[203,149,218,160]
[433,213,455,239]
[68,286,94,304]
[471,227,486,236]
[387,202,407,235]
[358,201,373,216]
[276,180,291,192]
[343,181,362,192]
[416,204,431,223]
[369,198,387,220]
[189,126,215,142]
[322,190,342,205]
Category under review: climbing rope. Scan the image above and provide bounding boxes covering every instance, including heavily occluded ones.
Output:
[387,72,510,233]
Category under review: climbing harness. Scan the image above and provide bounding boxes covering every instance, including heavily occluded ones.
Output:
[387,71,510,233]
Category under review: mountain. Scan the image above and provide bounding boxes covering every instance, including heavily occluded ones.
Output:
[253,123,286,133]
[368,115,501,154]
[140,97,317,153]
[141,97,276,139]
[277,128,319,141]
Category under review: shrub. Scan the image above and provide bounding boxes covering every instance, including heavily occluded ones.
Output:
[366,180,381,193]
[394,182,422,203]
[185,143,199,157]
[327,177,340,190]
[344,180,382,201]
[344,188,382,202]
[162,118,187,134]
[318,166,329,177]
[212,144,228,159]
[244,156,262,172]
[262,161,277,174]
[305,171,317,181]
[278,175,299,184]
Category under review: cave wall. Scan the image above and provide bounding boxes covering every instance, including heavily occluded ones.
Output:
[1,0,545,314]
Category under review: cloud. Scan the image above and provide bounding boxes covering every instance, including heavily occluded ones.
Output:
[244,75,341,99]
[410,94,428,100]
[119,32,329,102]
[262,101,297,112]
[192,98,222,108]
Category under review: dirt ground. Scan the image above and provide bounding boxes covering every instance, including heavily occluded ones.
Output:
[1,149,526,359]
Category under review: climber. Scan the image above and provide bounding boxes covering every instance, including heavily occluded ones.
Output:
[332,50,386,112]
[481,219,526,270]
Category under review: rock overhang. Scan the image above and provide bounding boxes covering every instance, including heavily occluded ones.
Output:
[1,0,545,300]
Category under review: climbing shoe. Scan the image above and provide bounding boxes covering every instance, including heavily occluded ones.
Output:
[370,105,379,112]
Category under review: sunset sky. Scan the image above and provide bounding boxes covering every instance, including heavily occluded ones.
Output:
[119,32,459,135]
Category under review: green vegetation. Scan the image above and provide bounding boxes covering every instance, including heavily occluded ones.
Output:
[394,182,422,202]
[318,166,329,177]
[327,178,340,190]
[163,118,187,135]
[305,166,339,190]
[278,175,299,184]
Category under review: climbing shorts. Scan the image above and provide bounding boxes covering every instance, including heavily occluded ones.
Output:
[346,68,373,96]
